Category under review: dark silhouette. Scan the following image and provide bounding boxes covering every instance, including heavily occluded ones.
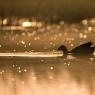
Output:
[58,41,95,58]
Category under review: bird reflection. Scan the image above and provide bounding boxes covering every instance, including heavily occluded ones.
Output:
[58,41,95,58]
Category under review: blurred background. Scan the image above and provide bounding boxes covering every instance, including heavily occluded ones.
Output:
[0,1,95,95]
[0,0,95,21]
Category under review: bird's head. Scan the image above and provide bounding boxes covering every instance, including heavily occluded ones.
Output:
[58,45,68,55]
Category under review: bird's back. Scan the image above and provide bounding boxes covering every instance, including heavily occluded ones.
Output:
[70,42,95,56]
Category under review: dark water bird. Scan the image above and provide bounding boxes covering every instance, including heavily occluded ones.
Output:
[58,41,95,58]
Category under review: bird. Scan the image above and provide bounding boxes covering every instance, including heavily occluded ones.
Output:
[58,41,95,58]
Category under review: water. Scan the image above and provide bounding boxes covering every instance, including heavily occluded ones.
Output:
[0,21,95,95]
[0,57,95,95]
[0,51,63,58]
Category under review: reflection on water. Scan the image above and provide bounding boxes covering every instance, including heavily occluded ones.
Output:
[0,57,95,95]
[0,21,95,95]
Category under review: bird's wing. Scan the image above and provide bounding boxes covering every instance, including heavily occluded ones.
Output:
[71,41,95,54]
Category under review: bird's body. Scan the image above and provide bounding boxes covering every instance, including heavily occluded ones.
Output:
[58,41,95,58]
